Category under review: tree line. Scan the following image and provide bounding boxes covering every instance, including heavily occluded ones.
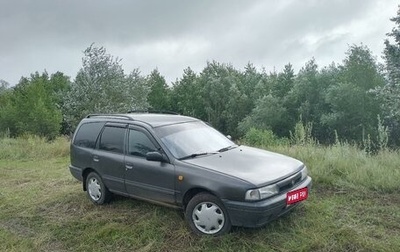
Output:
[1,7,399,149]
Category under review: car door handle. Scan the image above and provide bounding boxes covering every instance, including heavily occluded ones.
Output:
[93,156,99,162]
[125,164,133,170]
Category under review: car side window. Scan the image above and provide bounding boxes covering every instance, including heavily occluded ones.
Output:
[128,129,157,157]
[73,122,105,148]
[99,126,126,154]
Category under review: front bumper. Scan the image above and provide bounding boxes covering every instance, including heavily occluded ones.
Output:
[222,176,312,227]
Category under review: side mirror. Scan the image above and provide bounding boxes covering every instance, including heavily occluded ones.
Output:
[146,151,168,162]
[226,135,232,140]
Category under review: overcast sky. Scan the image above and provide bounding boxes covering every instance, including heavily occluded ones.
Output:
[0,0,398,85]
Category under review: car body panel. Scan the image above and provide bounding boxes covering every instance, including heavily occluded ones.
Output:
[182,146,304,187]
[124,155,176,204]
[173,160,253,203]
[93,149,126,193]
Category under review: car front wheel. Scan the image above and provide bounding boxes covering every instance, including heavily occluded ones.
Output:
[86,172,111,204]
[185,193,231,236]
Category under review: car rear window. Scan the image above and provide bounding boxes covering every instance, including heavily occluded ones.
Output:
[73,122,105,148]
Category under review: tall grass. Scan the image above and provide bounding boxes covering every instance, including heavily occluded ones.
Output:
[0,135,70,160]
[1,135,399,251]
[242,128,400,193]
[270,143,400,193]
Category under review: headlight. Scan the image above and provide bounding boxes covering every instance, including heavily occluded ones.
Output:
[245,184,279,201]
[301,166,308,180]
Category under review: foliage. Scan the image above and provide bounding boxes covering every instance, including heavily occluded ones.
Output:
[289,59,325,125]
[198,62,241,136]
[375,6,400,146]
[170,67,203,117]
[147,69,170,111]
[290,118,314,145]
[322,45,385,144]
[376,115,389,151]
[239,64,295,138]
[241,128,288,147]
[0,80,9,94]
[239,94,288,135]
[0,72,67,139]
[62,45,149,131]
[0,81,12,133]
[171,61,254,138]
[272,63,295,98]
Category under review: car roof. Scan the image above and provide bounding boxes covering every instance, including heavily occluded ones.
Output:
[86,113,199,128]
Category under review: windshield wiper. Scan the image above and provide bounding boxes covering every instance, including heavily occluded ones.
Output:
[179,152,217,160]
[217,145,237,153]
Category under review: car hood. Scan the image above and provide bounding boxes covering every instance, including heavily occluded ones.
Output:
[182,146,304,187]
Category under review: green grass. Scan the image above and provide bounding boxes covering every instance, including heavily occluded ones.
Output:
[0,137,399,251]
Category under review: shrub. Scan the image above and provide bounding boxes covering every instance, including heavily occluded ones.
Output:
[289,119,315,146]
[241,128,288,147]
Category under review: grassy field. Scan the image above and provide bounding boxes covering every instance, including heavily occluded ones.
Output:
[0,136,399,251]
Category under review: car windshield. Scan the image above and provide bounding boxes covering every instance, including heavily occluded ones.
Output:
[154,121,235,159]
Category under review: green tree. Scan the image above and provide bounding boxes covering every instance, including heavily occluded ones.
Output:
[322,45,385,144]
[288,59,326,124]
[63,45,149,130]
[313,63,340,142]
[46,72,71,135]
[147,69,170,111]
[239,93,289,136]
[170,67,204,117]
[198,61,243,135]
[239,65,297,138]
[375,6,400,145]
[0,80,12,136]
[0,80,10,108]
[225,81,251,138]
[252,70,270,100]
[0,72,63,139]
[240,63,264,103]
[273,63,295,98]
[0,80,9,93]
[126,69,150,111]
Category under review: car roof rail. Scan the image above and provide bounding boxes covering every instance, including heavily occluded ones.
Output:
[86,114,134,121]
[127,110,179,115]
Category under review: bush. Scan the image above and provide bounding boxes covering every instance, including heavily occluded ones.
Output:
[289,119,315,145]
[241,128,288,147]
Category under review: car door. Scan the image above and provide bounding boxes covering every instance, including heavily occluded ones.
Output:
[124,126,176,204]
[91,123,127,193]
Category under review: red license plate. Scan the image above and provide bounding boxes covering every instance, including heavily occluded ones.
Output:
[286,187,308,205]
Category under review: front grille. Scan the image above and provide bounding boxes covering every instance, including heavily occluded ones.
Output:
[276,171,302,193]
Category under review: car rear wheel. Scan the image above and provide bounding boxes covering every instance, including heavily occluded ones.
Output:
[185,193,231,235]
[86,172,111,204]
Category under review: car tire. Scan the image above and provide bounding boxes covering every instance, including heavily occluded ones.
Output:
[185,192,231,236]
[85,172,111,204]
